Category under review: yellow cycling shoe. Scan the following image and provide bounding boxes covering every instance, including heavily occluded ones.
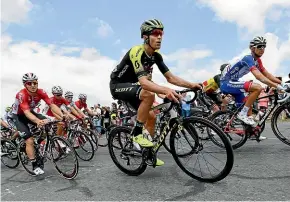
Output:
[133,134,154,147]
[155,158,164,166]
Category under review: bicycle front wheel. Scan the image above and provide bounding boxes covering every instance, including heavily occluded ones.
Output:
[170,116,234,183]
[50,136,79,180]
[271,102,290,146]
[1,139,19,168]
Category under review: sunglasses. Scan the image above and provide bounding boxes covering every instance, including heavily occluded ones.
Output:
[25,81,38,86]
[54,94,62,96]
[150,29,164,37]
[255,45,266,50]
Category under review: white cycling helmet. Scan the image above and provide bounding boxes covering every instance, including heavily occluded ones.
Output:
[65,91,73,98]
[250,36,267,48]
[22,73,38,84]
[78,93,87,100]
[52,86,63,95]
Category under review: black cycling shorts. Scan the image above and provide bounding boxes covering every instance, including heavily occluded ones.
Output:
[110,81,142,110]
[206,92,222,105]
[12,111,47,140]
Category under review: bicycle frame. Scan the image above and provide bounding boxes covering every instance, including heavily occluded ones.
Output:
[224,90,287,136]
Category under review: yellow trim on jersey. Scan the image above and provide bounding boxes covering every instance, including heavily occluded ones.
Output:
[130,45,144,75]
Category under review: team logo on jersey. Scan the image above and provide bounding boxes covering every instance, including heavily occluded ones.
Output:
[18,93,24,103]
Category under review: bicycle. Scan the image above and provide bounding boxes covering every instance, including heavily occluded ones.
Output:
[17,120,79,179]
[65,119,96,161]
[108,89,234,183]
[209,88,290,149]
[1,128,19,169]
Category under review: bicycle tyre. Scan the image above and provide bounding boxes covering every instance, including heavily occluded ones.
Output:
[69,131,95,161]
[85,128,99,150]
[209,110,248,149]
[108,126,147,176]
[1,139,19,168]
[18,141,37,176]
[50,136,79,180]
[271,102,290,146]
[170,116,234,183]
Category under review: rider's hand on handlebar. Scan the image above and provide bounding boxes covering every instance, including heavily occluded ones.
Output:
[164,87,182,103]
[190,82,203,90]
[36,119,48,128]
[277,84,286,93]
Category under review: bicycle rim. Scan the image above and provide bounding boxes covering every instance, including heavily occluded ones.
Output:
[108,126,147,176]
[170,117,234,183]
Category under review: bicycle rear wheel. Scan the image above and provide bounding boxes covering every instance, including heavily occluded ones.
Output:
[108,126,147,176]
[170,116,234,183]
[1,139,19,168]
[50,136,79,180]
[209,110,248,149]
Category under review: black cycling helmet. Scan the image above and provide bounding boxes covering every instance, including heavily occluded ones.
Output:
[140,19,164,38]
[220,63,229,72]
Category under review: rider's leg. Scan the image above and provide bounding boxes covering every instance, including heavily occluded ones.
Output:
[240,83,263,117]
[145,111,156,137]
[132,89,155,137]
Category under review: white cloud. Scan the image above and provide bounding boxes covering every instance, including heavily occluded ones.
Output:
[113,39,121,45]
[89,17,114,38]
[164,49,212,62]
[1,0,33,24]
[1,35,117,113]
[197,0,290,33]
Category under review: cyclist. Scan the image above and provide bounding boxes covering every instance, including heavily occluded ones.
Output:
[111,102,118,124]
[109,19,202,166]
[12,73,64,175]
[202,63,231,112]
[220,36,287,127]
[1,106,14,129]
[75,94,97,117]
[64,91,85,118]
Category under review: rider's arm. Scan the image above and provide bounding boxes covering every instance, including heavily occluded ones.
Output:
[261,69,283,84]
[50,104,64,119]
[139,77,168,94]
[74,105,86,117]
[85,107,97,116]
[155,53,198,89]
[252,69,279,88]
[67,105,81,119]
[24,109,41,124]
[164,71,195,89]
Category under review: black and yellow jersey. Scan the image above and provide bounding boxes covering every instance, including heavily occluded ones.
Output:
[110,44,170,83]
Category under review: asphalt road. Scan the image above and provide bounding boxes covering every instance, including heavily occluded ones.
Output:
[1,123,290,201]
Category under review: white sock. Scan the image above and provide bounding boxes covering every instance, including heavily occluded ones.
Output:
[239,106,249,116]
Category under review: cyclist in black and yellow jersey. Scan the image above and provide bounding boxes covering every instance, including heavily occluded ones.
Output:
[110,19,202,166]
[202,64,231,112]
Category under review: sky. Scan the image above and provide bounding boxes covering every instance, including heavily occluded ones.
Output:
[1,0,290,114]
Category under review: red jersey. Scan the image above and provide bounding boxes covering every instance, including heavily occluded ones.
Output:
[12,88,51,115]
[75,100,87,110]
[46,96,69,117]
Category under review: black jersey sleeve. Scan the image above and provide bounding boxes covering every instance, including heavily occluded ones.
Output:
[154,52,170,75]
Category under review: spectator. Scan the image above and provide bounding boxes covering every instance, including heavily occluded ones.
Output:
[285,73,290,84]
[258,88,269,113]
[103,106,110,129]
[181,93,191,117]
[93,104,102,132]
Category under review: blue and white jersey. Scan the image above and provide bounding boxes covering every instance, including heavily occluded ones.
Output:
[220,54,266,81]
